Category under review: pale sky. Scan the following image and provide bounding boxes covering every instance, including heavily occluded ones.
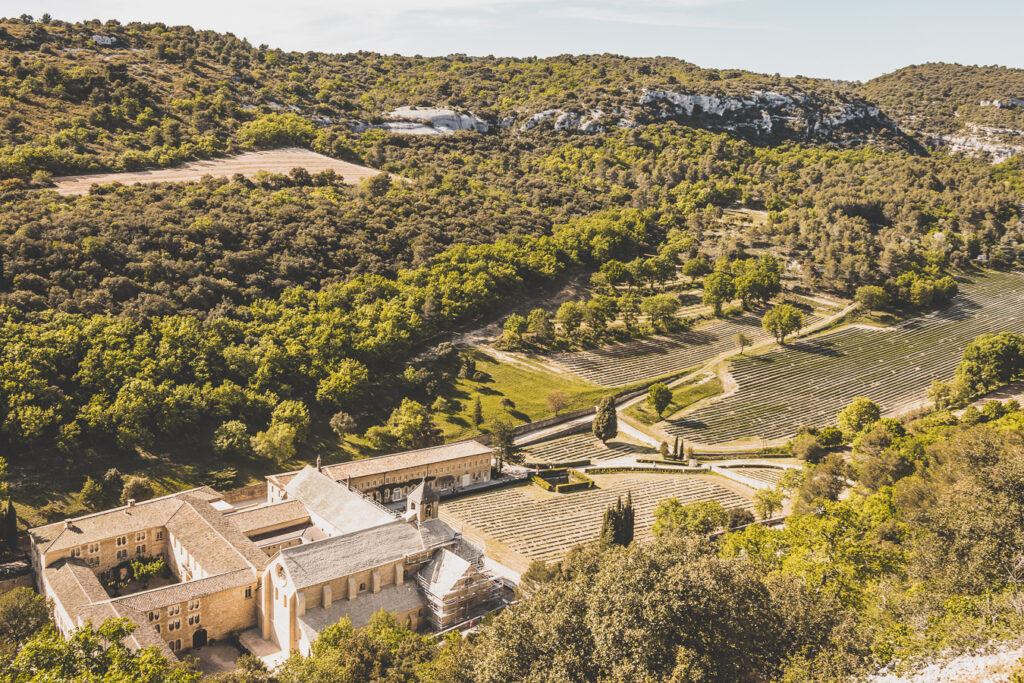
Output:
[6,0,1023,82]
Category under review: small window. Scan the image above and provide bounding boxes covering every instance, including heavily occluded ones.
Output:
[244,586,253,599]
[148,611,158,622]
[189,600,200,611]
[155,624,160,633]
[116,549,127,561]
[359,582,366,591]
[70,547,82,558]
[88,543,100,554]
[135,531,146,541]
[136,544,145,555]
[115,536,127,547]
[156,530,164,540]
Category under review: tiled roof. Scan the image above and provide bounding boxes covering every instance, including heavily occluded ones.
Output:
[164,495,270,574]
[269,441,491,488]
[30,487,224,555]
[114,568,255,612]
[283,467,396,536]
[297,582,424,635]
[224,499,310,535]
[44,559,110,616]
[407,480,438,504]
[324,440,491,480]
[279,519,457,590]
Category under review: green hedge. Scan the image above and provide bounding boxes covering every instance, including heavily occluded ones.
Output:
[530,475,554,491]
[587,466,699,475]
[555,481,593,493]
[526,459,591,469]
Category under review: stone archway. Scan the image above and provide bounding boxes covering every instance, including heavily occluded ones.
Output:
[192,628,207,649]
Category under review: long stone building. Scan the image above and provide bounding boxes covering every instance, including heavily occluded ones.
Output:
[29,442,501,662]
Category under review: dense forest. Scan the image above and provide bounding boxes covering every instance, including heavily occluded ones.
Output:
[1,16,1023,475]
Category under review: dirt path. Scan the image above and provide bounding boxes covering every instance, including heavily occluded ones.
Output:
[51,148,386,195]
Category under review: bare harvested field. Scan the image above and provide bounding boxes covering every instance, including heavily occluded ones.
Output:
[50,148,384,196]
[440,473,752,570]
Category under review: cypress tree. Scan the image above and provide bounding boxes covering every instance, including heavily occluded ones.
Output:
[617,492,635,547]
[592,395,618,443]
[4,500,16,551]
[472,396,484,428]
[599,506,617,548]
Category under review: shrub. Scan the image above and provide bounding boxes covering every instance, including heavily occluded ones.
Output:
[816,426,844,447]
[791,433,826,464]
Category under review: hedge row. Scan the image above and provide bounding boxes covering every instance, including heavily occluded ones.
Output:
[586,466,700,475]
[530,475,555,491]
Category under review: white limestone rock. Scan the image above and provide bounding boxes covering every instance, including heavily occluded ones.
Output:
[386,107,489,133]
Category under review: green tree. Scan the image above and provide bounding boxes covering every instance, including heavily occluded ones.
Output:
[754,488,784,520]
[212,420,252,458]
[837,397,881,436]
[682,256,711,283]
[599,494,634,548]
[733,332,752,354]
[791,433,826,463]
[472,396,484,428]
[652,499,727,536]
[120,476,154,505]
[526,308,555,347]
[556,301,585,337]
[502,313,528,350]
[315,359,369,410]
[647,383,673,418]
[855,285,889,310]
[238,113,316,149]
[641,294,678,331]
[366,399,442,451]
[592,395,618,443]
[0,587,50,659]
[761,304,804,344]
[271,400,311,441]
[80,477,105,510]
[489,418,517,470]
[4,618,200,682]
[252,423,298,463]
[702,270,735,316]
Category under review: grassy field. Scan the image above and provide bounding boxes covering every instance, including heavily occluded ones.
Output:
[664,270,1024,445]
[439,472,753,571]
[627,374,724,425]
[435,350,612,441]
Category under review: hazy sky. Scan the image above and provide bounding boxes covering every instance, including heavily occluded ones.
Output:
[6,0,1022,81]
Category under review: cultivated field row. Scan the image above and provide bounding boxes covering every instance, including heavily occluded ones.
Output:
[520,433,648,464]
[440,474,752,563]
[548,307,823,387]
[664,271,1024,444]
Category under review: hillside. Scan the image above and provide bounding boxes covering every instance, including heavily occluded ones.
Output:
[0,16,909,183]
[860,63,1024,160]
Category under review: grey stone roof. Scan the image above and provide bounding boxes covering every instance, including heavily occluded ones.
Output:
[283,466,396,536]
[279,519,457,590]
[270,440,491,488]
[418,548,472,596]
[114,568,255,612]
[224,499,309,535]
[164,494,270,574]
[44,559,110,615]
[408,480,439,505]
[297,582,424,636]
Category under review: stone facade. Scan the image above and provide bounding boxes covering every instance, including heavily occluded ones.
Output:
[29,448,503,663]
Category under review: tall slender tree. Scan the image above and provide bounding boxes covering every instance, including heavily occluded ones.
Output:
[593,395,618,443]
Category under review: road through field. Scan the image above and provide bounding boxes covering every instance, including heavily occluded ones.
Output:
[664,270,1024,445]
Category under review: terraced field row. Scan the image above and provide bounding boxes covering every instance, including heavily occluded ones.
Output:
[720,467,786,487]
[665,271,1024,444]
[520,433,649,464]
[439,474,751,563]
[548,308,823,387]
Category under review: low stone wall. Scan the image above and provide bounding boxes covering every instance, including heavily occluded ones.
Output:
[221,482,267,504]
[0,559,34,594]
